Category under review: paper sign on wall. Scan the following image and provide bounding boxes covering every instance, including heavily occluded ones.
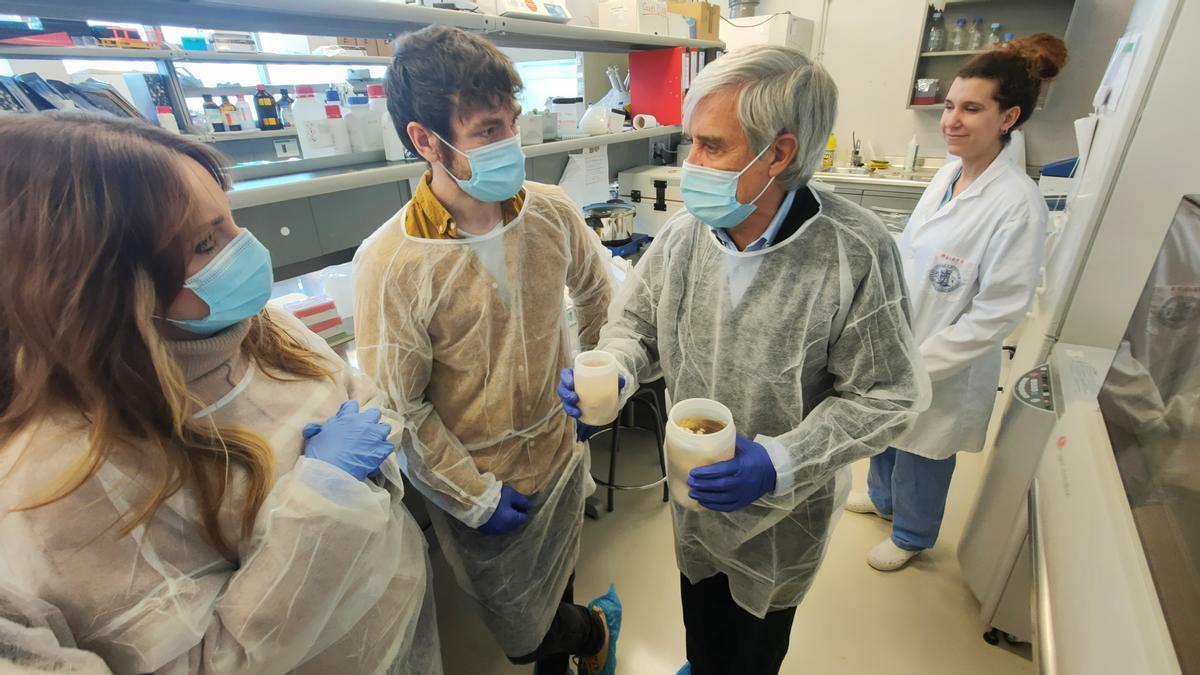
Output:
[1093,33,1140,113]
[558,148,610,207]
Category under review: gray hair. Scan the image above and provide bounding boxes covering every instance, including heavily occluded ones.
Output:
[684,45,838,191]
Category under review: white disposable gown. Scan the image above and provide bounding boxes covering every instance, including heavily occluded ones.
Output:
[896,143,1047,460]
[0,583,112,674]
[597,187,928,617]
[353,181,614,656]
[0,307,440,675]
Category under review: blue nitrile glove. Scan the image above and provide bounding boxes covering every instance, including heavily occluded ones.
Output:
[557,367,625,442]
[687,433,778,512]
[302,400,394,481]
[478,485,532,535]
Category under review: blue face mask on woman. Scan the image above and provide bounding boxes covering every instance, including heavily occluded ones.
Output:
[680,143,776,230]
[434,131,527,203]
[169,229,274,336]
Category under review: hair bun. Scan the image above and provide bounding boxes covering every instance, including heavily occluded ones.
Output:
[1004,33,1068,82]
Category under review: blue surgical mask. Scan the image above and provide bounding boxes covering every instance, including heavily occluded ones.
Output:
[435,132,527,203]
[169,229,273,336]
[681,143,776,230]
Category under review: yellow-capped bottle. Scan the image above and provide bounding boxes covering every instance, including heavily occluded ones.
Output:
[822,133,837,169]
[254,84,283,130]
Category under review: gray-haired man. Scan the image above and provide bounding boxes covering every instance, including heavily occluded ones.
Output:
[558,45,929,674]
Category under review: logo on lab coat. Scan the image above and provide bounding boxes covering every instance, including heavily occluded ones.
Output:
[929,263,963,293]
[1155,292,1200,329]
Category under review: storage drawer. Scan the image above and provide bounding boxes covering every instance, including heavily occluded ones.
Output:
[830,184,864,204]
[234,199,321,268]
[860,193,921,212]
[310,183,405,254]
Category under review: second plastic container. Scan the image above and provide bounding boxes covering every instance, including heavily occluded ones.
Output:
[574,350,620,426]
[665,398,736,510]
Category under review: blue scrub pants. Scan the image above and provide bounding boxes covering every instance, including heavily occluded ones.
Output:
[867,447,957,552]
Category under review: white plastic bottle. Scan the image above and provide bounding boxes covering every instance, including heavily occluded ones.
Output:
[234,94,254,130]
[574,351,620,426]
[665,399,737,510]
[370,84,407,162]
[324,103,353,155]
[345,95,384,152]
[292,84,337,158]
[904,135,920,173]
[155,105,181,134]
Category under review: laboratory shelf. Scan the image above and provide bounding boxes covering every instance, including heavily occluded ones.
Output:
[482,16,724,52]
[205,129,299,142]
[229,126,683,209]
[173,50,392,65]
[0,45,391,65]
[0,45,172,60]
[181,82,383,98]
[0,0,722,54]
[523,125,682,158]
[918,49,988,58]
[229,159,427,210]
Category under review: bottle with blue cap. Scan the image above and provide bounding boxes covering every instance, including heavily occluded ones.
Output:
[322,87,353,155]
[345,94,384,152]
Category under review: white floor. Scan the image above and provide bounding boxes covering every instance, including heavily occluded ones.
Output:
[431,417,1033,675]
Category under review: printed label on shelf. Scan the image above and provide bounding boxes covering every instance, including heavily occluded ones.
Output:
[274,138,301,158]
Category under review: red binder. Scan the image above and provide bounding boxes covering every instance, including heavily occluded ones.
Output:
[629,46,684,126]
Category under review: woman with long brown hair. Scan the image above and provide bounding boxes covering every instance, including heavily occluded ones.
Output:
[846,34,1068,571]
[0,112,440,674]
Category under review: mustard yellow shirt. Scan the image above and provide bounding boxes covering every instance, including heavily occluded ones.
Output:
[405,171,526,240]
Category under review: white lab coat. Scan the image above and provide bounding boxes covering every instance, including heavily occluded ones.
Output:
[896,144,1048,460]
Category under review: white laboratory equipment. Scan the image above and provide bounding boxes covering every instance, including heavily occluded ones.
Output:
[617,165,684,236]
[978,0,1200,669]
[476,0,572,22]
[721,14,815,53]
[957,344,1111,646]
[1029,196,1200,674]
[1004,0,1199,397]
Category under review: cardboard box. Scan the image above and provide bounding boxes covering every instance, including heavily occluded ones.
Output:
[306,36,337,52]
[668,15,691,39]
[598,0,670,37]
[370,39,395,58]
[667,1,719,41]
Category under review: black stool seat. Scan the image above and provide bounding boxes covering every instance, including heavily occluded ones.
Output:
[588,380,669,512]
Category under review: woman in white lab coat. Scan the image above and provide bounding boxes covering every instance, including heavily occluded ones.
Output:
[847,34,1068,571]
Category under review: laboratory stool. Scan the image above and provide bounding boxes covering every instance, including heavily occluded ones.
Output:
[589,379,669,512]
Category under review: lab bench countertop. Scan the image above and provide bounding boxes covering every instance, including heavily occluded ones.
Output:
[811,171,934,190]
[230,159,426,210]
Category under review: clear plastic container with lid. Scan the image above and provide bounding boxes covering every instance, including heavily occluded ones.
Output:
[371,83,408,162]
[345,94,384,152]
[949,17,967,51]
[988,22,1003,47]
[967,17,985,50]
[665,398,736,510]
[926,10,946,52]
